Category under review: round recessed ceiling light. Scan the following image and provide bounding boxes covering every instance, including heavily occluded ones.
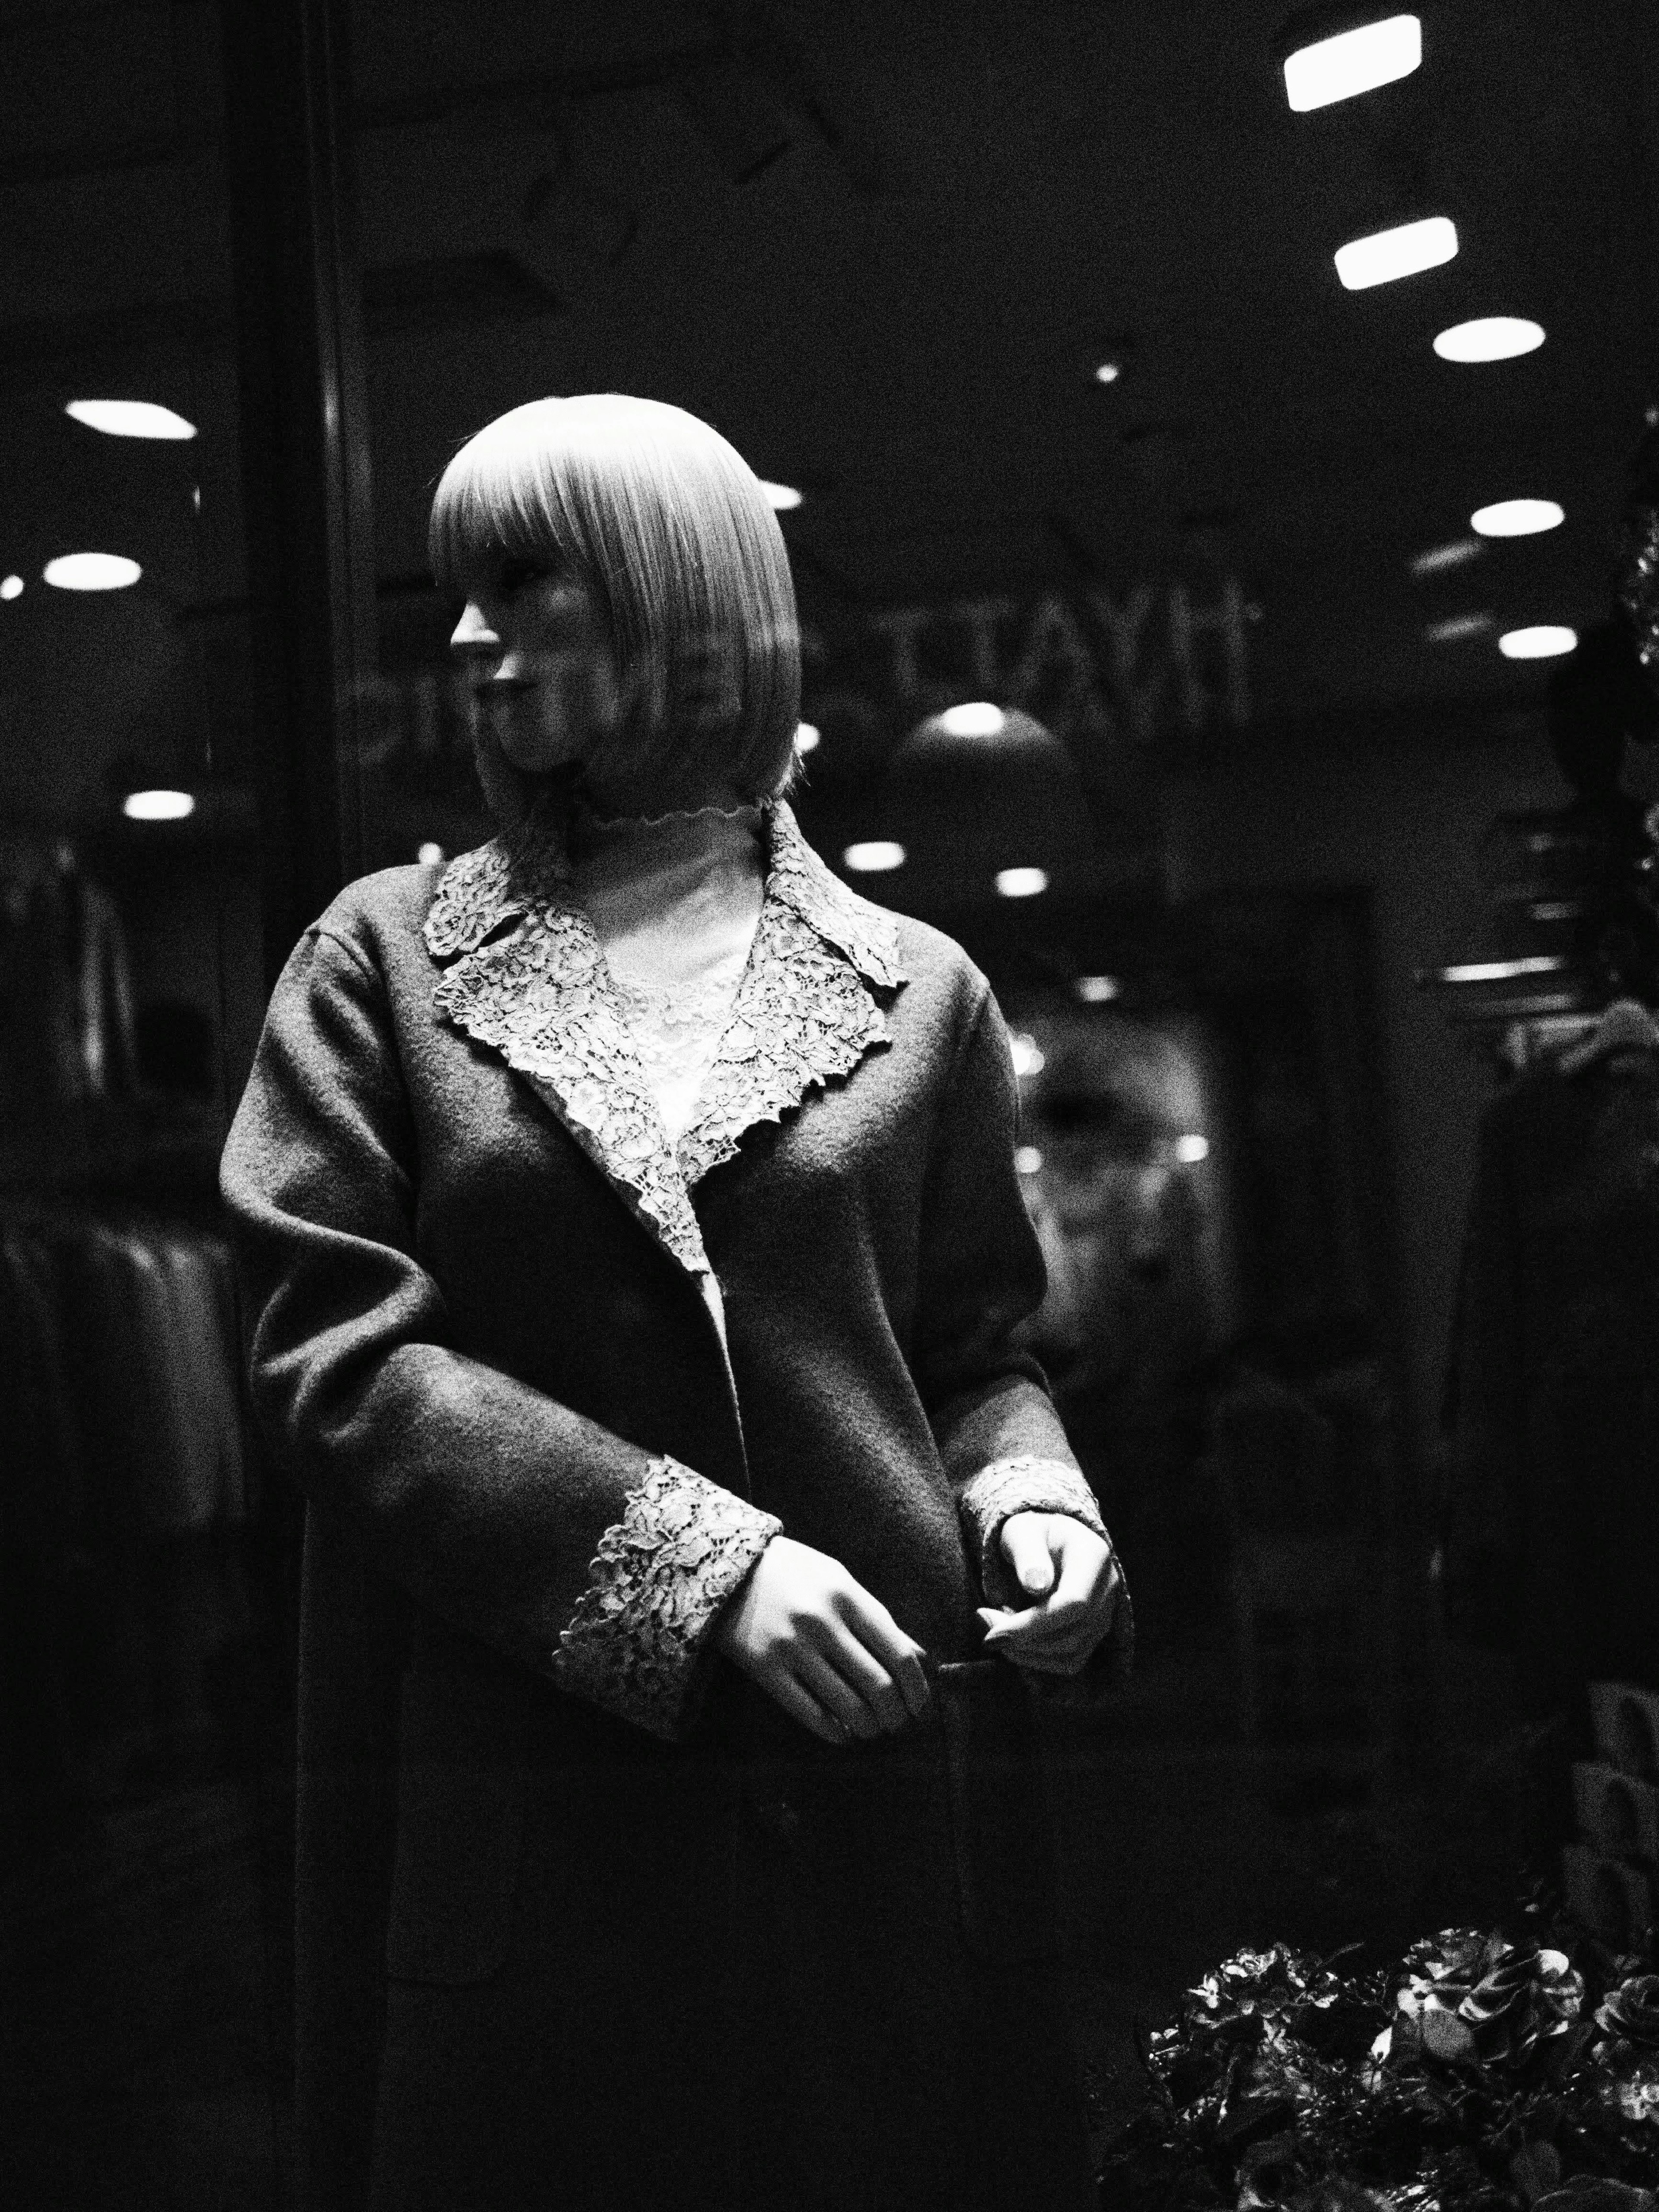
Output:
[1093,361,1122,385]
[1471,498,1563,538]
[760,481,802,511]
[1009,1034,1046,1078]
[44,551,142,590]
[67,398,197,439]
[0,574,23,601]
[417,841,445,866]
[1074,974,1120,1004]
[1174,1134,1211,1165]
[1424,612,1494,643]
[842,840,905,872]
[1433,316,1545,363]
[1014,1145,1043,1175]
[794,721,821,753]
[936,701,1007,738]
[122,789,195,821]
[1334,214,1457,291]
[995,866,1049,899]
[1499,624,1577,659]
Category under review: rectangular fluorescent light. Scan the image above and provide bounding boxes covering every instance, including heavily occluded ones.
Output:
[1433,956,1569,984]
[1284,15,1421,111]
[1335,214,1457,290]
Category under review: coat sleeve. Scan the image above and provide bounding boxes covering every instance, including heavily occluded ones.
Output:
[219,920,778,1740]
[910,980,1132,1679]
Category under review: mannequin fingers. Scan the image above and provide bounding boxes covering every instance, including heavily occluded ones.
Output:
[765,1668,852,1747]
[808,1620,913,1733]
[827,1589,931,1722]
[795,1652,884,1740]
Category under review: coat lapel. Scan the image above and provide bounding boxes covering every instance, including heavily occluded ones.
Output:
[423,801,907,1285]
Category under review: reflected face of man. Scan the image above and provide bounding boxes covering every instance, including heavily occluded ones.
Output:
[449,560,621,778]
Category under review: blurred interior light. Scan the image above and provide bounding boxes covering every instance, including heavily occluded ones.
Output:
[0,574,22,600]
[417,841,445,866]
[1174,1134,1211,1165]
[1008,1034,1046,1078]
[122,789,195,821]
[936,701,1007,738]
[1499,624,1577,660]
[1424,612,1493,643]
[1283,14,1421,111]
[1093,360,1122,384]
[1074,974,1121,1003]
[1433,316,1545,363]
[1014,1146,1044,1175]
[995,866,1049,898]
[1334,215,1457,290]
[1410,538,1482,577]
[1471,498,1563,537]
[67,398,197,439]
[760,481,802,511]
[44,551,141,590]
[842,840,905,872]
[794,721,821,753]
[1434,955,1569,983]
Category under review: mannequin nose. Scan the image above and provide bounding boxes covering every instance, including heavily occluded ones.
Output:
[450,601,500,656]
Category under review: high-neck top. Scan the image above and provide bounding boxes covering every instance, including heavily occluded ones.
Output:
[567,803,766,1142]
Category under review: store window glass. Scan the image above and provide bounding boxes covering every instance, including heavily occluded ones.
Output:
[337,0,1659,2173]
[2,7,287,2206]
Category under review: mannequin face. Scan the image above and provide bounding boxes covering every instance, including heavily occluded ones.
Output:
[450,562,622,789]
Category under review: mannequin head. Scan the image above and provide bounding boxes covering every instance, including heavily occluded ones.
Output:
[431,394,801,821]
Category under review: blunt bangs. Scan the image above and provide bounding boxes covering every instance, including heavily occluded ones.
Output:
[429,395,802,802]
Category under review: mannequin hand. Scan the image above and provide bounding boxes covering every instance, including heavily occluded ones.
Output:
[714,1534,931,1746]
[978,1512,1124,1676]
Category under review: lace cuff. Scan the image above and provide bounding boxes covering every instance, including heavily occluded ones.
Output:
[958,1456,1108,1583]
[552,1457,781,1741]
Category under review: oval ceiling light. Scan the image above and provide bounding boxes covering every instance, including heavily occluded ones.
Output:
[44,551,142,590]
[1424,612,1493,643]
[122,789,196,821]
[1014,1145,1043,1175]
[0,574,22,601]
[1335,214,1457,290]
[794,720,821,753]
[1409,537,1482,578]
[67,398,197,440]
[936,701,1007,738]
[996,866,1049,898]
[760,481,802,511]
[1282,13,1421,111]
[1499,624,1576,659]
[842,839,905,872]
[1433,316,1545,363]
[1009,1034,1046,1078]
[417,841,445,866]
[1074,974,1120,1004]
[1174,1134,1211,1165]
[1471,498,1563,537]
[1093,360,1122,385]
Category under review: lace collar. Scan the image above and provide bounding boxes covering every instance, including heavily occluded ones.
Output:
[422,800,906,1279]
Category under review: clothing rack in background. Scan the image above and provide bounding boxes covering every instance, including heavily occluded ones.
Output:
[1,1197,255,1832]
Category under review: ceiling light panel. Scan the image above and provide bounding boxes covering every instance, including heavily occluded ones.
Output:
[1334,215,1457,290]
[843,840,904,872]
[44,552,142,589]
[1433,316,1545,363]
[1471,499,1563,537]
[67,398,197,439]
[1283,14,1422,111]
[1499,624,1576,659]
[760,481,801,511]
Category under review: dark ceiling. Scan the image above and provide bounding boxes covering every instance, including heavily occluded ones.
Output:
[0,0,1656,821]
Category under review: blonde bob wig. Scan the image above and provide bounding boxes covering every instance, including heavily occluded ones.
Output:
[429,394,801,805]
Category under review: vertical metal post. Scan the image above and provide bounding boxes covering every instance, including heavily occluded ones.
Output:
[221,0,376,981]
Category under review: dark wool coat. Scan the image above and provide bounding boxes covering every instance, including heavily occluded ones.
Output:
[221,802,1126,2212]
